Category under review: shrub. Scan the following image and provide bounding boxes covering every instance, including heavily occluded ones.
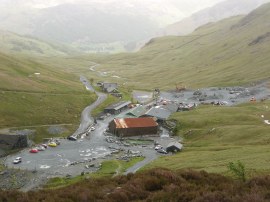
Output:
[227,161,247,182]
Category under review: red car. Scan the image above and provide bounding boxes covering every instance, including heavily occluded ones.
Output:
[29,148,38,153]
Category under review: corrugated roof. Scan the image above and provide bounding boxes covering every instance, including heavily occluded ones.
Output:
[103,83,118,89]
[161,103,178,113]
[114,118,158,129]
[167,142,183,150]
[115,105,146,119]
[126,106,146,117]
[106,86,117,93]
[144,106,171,120]
[105,101,131,110]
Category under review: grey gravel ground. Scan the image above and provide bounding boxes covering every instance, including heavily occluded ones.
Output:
[159,81,270,106]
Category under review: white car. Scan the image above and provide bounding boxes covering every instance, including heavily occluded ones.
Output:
[155,145,163,150]
[157,149,168,154]
[13,157,22,164]
[90,127,95,131]
[37,146,45,151]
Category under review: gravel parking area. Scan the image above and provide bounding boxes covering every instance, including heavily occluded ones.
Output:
[160,81,270,106]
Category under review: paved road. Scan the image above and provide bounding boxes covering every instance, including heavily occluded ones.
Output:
[72,76,107,137]
[3,75,172,189]
[124,149,158,174]
[4,115,117,176]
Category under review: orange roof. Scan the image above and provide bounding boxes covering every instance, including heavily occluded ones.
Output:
[114,118,158,129]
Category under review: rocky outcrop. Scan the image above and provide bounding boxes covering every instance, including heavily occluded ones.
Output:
[0,134,28,150]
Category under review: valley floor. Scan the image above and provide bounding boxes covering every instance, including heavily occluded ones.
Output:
[1,79,270,192]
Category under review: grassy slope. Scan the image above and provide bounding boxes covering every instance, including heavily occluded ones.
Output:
[0,30,79,56]
[146,101,270,175]
[0,52,87,92]
[0,52,96,142]
[85,3,270,90]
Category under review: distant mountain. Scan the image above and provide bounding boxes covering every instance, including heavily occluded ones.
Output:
[92,3,270,89]
[0,3,159,53]
[160,0,270,36]
[0,0,225,53]
[0,30,79,56]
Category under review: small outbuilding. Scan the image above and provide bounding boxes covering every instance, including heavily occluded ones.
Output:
[166,142,183,153]
[102,83,118,93]
[109,117,158,137]
[104,101,131,115]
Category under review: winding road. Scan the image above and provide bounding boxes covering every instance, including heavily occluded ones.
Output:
[75,76,161,174]
[72,76,107,138]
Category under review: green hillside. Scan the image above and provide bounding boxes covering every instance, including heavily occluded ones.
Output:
[88,3,270,90]
[0,30,79,56]
[0,52,85,92]
[0,52,96,141]
[146,101,270,174]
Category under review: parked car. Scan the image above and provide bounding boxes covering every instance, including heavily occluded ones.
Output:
[67,136,77,141]
[29,148,38,153]
[13,157,22,164]
[41,144,48,149]
[155,145,163,150]
[90,127,96,131]
[157,149,168,154]
[37,146,45,151]
[48,142,57,147]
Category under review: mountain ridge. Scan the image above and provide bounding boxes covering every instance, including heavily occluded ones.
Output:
[0,29,80,56]
[88,3,270,89]
[160,0,270,37]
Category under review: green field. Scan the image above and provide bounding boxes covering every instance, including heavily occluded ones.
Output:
[146,101,270,175]
[0,51,97,143]
[0,91,96,128]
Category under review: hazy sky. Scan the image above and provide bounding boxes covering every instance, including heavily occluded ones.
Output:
[0,0,226,25]
[12,0,224,9]
[1,0,225,14]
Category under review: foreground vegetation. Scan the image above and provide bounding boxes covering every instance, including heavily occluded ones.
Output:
[147,101,270,175]
[1,168,270,201]
[45,157,144,189]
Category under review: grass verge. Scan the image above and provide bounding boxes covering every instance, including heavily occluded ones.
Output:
[145,101,270,175]
[45,157,144,189]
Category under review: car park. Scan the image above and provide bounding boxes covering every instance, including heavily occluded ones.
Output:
[13,157,22,164]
